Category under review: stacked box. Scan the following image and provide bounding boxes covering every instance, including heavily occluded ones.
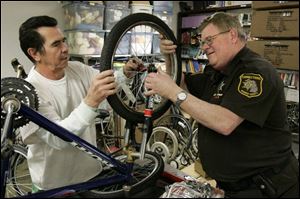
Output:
[63,2,105,30]
[111,32,131,55]
[249,1,299,105]
[65,30,105,55]
[247,40,299,70]
[250,3,299,70]
[104,7,131,30]
[153,1,173,13]
[131,32,153,55]
[153,10,173,28]
[152,33,160,54]
[104,1,129,9]
[252,1,299,10]
[131,4,153,14]
[251,8,299,38]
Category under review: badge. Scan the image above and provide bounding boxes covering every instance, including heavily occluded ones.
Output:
[238,73,263,98]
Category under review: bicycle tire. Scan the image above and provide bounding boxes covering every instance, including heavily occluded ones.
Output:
[100,13,181,123]
[5,145,31,197]
[81,151,164,198]
[146,126,179,162]
[155,114,193,144]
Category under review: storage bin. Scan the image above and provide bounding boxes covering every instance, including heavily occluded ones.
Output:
[63,2,105,30]
[131,4,153,14]
[131,33,153,55]
[65,30,105,55]
[104,7,131,30]
[110,32,131,55]
[153,10,173,27]
[104,1,129,8]
[153,2,173,13]
[152,33,160,54]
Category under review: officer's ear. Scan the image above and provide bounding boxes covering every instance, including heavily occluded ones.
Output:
[229,28,239,44]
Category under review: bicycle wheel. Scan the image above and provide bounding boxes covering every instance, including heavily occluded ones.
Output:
[155,114,192,143]
[82,151,164,198]
[146,126,179,163]
[5,145,31,197]
[100,13,181,123]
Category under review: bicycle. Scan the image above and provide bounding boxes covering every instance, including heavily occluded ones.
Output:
[1,58,32,198]
[1,13,180,198]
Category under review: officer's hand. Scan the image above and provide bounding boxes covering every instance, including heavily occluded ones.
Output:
[144,67,179,99]
[159,34,177,55]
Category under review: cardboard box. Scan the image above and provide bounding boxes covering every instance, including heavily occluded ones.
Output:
[252,1,299,10]
[247,40,299,70]
[251,8,299,38]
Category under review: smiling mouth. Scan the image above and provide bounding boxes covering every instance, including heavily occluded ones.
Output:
[206,51,214,56]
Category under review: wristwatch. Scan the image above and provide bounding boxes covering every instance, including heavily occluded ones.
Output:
[175,90,188,107]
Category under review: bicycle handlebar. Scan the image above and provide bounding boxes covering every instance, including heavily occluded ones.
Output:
[11,58,27,79]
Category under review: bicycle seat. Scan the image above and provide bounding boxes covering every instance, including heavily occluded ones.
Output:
[96,109,110,120]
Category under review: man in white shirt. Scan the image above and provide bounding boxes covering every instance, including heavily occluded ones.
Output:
[18,15,138,191]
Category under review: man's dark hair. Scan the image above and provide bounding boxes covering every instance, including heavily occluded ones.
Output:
[19,16,57,63]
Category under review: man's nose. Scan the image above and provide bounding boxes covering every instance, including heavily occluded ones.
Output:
[201,43,209,53]
[62,42,68,52]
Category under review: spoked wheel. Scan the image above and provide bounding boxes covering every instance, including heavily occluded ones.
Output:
[100,13,181,123]
[286,101,299,134]
[146,126,179,163]
[81,151,164,198]
[5,145,31,198]
[155,114,192,142]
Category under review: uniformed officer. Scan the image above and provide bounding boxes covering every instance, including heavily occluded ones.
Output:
[145,12,299,198]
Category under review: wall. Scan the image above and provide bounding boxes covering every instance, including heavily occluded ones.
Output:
[1,1,64,78]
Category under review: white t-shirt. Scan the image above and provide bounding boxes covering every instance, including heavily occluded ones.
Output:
[20,61,106,190]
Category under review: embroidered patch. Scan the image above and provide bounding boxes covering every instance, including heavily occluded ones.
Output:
[238,73,263,98]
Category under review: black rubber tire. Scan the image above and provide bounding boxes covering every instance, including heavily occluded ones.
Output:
[100,13,181,123]
[81,151,164,198]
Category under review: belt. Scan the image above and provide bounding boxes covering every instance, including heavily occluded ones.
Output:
[217,177,253,192]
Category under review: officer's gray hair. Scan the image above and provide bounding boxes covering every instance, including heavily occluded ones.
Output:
[198,12,247,41]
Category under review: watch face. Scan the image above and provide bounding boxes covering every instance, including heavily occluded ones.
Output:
[178,92,187,100]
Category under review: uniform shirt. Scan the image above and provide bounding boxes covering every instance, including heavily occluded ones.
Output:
[20,61,108,190]
[185,47,292,182]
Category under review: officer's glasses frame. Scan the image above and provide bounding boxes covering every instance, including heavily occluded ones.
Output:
[199,30,230,46]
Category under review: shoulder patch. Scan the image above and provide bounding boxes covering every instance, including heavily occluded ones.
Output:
[238,73,263,98]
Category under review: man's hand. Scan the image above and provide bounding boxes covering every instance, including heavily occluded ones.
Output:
[84,70,117,108]
[144,67,181,101]
[159,34,177,55]
[123,57,144,78]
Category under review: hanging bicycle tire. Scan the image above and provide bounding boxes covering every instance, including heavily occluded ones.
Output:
[81,151,164,198]
[100,13,181,123]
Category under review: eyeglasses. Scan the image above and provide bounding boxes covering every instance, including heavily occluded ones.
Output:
[199,30,230,46]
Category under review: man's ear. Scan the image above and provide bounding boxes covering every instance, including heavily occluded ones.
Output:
[27,48,40,62]
[230,29,238,43]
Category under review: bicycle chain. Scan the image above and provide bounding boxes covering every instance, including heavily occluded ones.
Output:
[1,77,39,129]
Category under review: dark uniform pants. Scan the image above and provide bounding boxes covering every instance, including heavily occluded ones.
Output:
[217,155,299,198]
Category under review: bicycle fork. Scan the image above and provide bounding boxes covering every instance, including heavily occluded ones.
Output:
[139,65,156,160]
[140,96,154,160]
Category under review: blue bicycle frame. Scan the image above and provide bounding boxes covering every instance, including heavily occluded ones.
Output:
[1,103,134,198]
